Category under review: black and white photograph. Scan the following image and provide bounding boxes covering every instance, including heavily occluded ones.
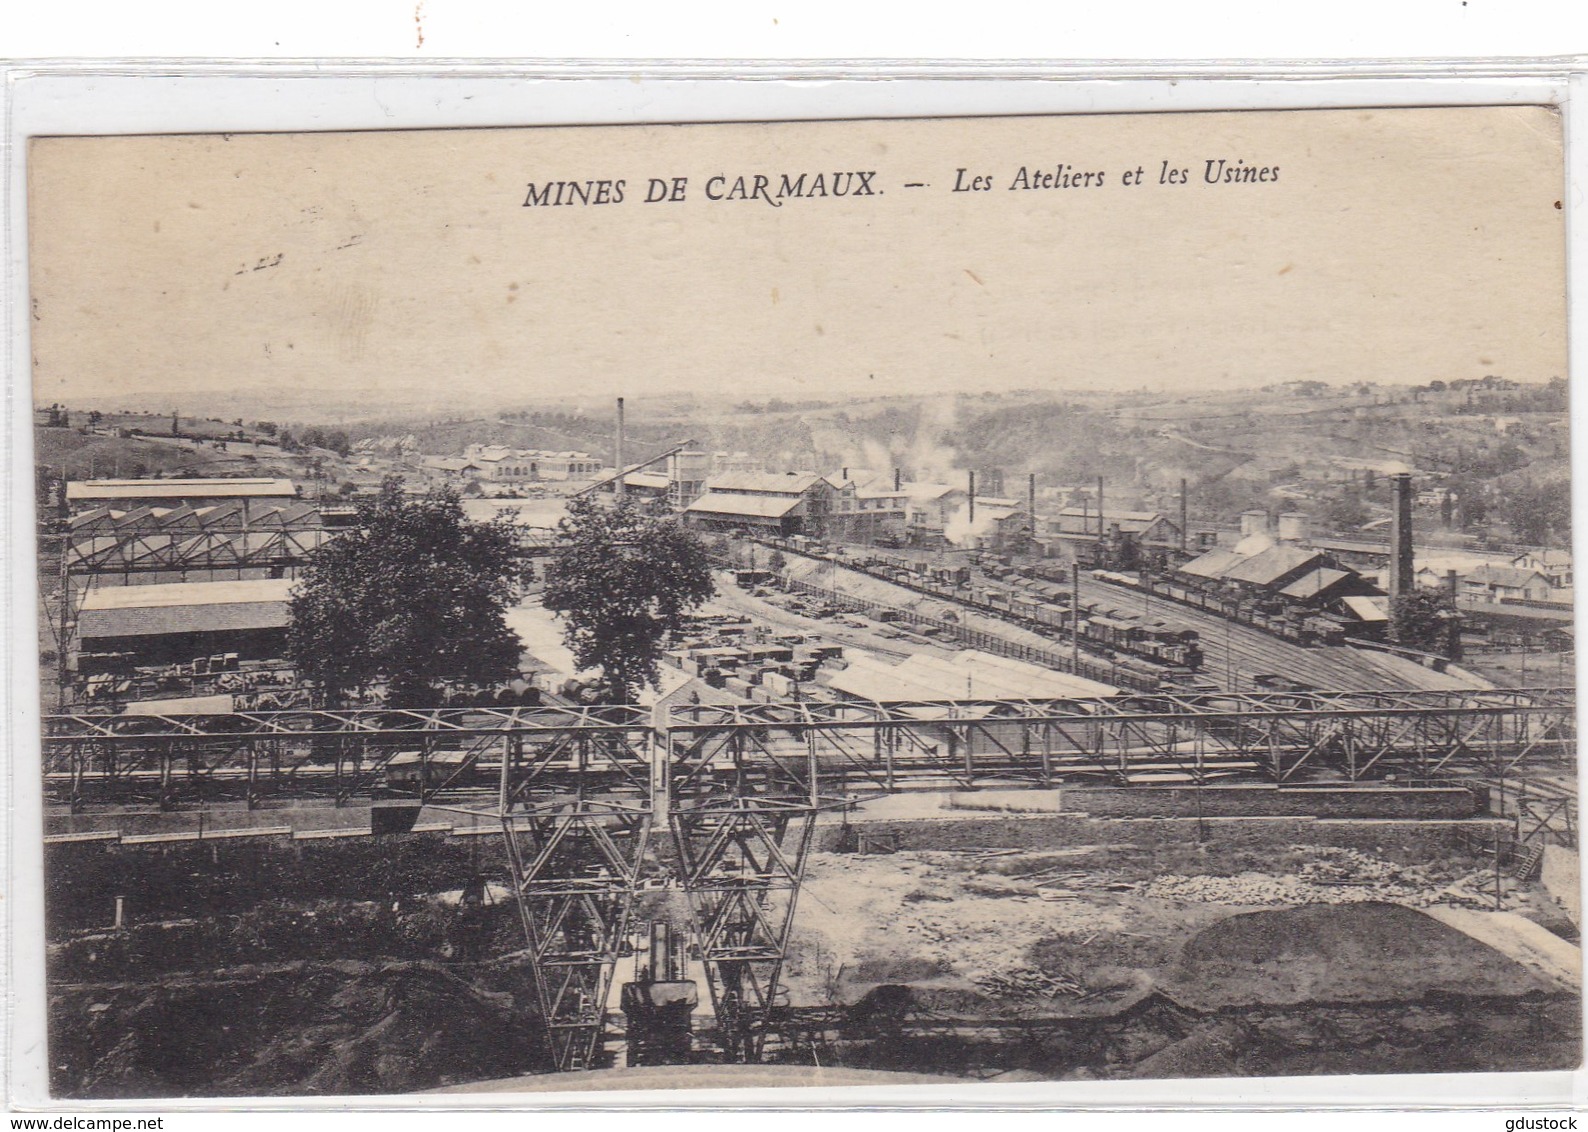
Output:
[17,101,1580,1102]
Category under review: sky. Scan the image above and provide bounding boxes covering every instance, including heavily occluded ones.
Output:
[26,106,1566,415]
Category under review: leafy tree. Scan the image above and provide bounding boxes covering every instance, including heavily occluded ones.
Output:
[1320,492,1370,532]
[289,478,531,706]
[1391,589,1458,655]
[1504,479,1571,547]
[543,494,715,703]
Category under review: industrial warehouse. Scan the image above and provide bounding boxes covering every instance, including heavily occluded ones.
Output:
[18,107,1580,1104]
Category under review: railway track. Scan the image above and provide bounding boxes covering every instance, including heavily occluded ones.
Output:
[1076,574,1482,694]
[756,538,1476,695]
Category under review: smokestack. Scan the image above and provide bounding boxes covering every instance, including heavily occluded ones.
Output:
[894,467,901,492]
[968,471,976,525]
[1389,472,1414,603]
[1028,473,1037,537]
[1446,569,1463,661]
[615,397,626,500]
[1097,476,1105,538]
[1179,478,1188,552]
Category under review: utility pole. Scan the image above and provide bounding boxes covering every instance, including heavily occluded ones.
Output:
[1225,615,1234,691]
[615,398,625,502]
[1494,760,1505,912]
[54,523,73,711]
[1071,562,1080,673]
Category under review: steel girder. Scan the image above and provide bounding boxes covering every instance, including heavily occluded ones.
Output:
[497,715,656,1072]
[662,721,825,1062]
[42,691,1576,804]
[67,528,330,576]
[40,689,1577,1072]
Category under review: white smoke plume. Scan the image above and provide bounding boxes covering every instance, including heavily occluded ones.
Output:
[810,395,964,485]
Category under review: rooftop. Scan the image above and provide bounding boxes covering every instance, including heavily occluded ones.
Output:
[684,493,805,519]
[1221,545,1323,587]
[80,578,297,611]
[78,579,295,640]
[705,471,820,495]
[1278,567,1354,600]
[1466,564,1551,589]
[67,478,297,502]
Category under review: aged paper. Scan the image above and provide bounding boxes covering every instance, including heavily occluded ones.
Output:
[24,106,1576,1101]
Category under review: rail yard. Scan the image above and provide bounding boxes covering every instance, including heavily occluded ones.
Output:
[34,411,1581,1094]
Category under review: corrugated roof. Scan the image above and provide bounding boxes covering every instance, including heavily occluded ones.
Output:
[949,650,1119,698]
[1278,567,1352,600]
[1514,549,1572,567]
[67,478,297,501]
[80,601,291,640]
[827,649,1116,702]
[1339,595,1390,622]
[705,471,820,495]
[1179,547,1245,579]
[1467,564,1550,589]
[685,493,804,519]
[621,472,671,490]
[1221,545,1322,587]
[1054,508,1167,534]
[824,654,948,702]
[123,694,236,715]
[69,508,118,531]
[904,483,964,502]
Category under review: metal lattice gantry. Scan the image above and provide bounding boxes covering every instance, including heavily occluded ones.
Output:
[61,503,331,578]
[659,707,834,1063]
[661,687,1578,791]
[494,704,656,1072]
[42,704,628,810]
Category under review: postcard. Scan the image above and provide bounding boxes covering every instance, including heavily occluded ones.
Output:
[18,101,1579,1104]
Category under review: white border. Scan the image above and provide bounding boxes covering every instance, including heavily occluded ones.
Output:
[4,61,1585,1113]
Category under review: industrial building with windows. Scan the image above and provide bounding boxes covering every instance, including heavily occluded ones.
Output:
[75,577,296,673]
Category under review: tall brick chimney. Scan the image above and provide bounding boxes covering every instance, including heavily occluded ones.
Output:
[1389,471,1414,602]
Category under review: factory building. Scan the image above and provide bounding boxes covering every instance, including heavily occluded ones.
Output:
[818,470,910,544]
[66,478,299,520]
[823,650,1118,757]
[665,450,712,510]
[1459,565,1555,606]
[1047,507,1182,546]
[945,498,1034,552]
[463,446,602,482]
[903,483,969,534]
[1175,510,1387,638]
[1509,549,1573,591]
[682,472,834,536]
[76,578,296,673]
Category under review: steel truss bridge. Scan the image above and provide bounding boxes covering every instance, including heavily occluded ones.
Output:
[42,685,1578,1070]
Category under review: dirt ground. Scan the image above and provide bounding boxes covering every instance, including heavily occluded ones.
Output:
[1465,647,1574,689]
[49,958,544,1098]
[780,841,1581,1081]
[783,841,1577,1017]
